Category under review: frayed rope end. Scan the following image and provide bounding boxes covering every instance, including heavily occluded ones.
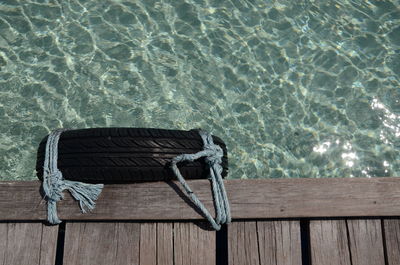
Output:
[64,180,104,213]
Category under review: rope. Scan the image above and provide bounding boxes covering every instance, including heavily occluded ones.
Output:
[170,130,231,230]
[41,129,104,224]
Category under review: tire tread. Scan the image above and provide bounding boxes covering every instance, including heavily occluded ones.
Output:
[36,128,228,183]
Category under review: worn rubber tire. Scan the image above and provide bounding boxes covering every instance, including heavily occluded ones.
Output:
[36,128,228,184]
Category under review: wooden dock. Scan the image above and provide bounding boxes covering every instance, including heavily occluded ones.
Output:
[1,177,400,264]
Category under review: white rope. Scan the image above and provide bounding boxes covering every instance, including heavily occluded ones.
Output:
[170,130,231,230]
[41,129,104,224]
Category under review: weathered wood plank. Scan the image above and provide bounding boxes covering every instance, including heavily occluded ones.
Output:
[228,221,260,265]
[258,221,301,265]
[140,223,157,265]
[310,220,351,265]
[0,224,6,264]
[63,222,140,265]
[39,224,59,265]
[0,222,58,265]
[384,219,400,265]
[115,222,140,265]
[2,177,400,220]
[139,222,175,265]
[174,222,215,265]
[228,221,301,265]
[157,223,174,265]
[347,219,385,265]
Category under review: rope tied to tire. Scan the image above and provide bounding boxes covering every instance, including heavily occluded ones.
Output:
[41,129,104,224]
[170,130,231,230]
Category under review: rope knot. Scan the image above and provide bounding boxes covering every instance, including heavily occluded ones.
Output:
[47,169,63,182]
[204,143,223,166]
[43,169,64,202]
[170,130,231,230]
[41,129,103,224]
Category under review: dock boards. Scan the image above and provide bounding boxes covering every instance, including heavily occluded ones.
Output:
[228,221,302,265]
[62,222,215,265]
[227,219,400,265]
[0,223,58,265]
[310,219,386,265]
[1,178,400,264]
[0,219,393,264]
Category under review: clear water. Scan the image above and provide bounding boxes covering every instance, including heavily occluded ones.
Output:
[0,0,399,181]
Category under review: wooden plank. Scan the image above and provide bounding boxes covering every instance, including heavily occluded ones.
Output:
[157,223,174,265]
[138,222,174,265]
[63,222,175,265]
[383,219,400,265]
[115,222,140,265]
[310,220,351,265]
[174,222,216,265]
[228,221,301,265]
[347,219,385,265]
[63,222,140,265]
[2,177,400,220]
[0,224,5,264]
[39,224,59,265]
[258,221,301,265]
[140,223,157,265]
[228,221,260,265]
[0,222,58,265]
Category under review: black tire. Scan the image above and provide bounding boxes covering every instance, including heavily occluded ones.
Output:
[36,128,228,184]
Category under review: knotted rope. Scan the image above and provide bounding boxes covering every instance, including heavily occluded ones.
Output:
[41,129,104,224]
[170,130,231,230]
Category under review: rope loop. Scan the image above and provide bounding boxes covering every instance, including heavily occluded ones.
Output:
[170,129,231,230]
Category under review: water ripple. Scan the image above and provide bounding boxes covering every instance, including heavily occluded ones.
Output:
[0,0,399,180]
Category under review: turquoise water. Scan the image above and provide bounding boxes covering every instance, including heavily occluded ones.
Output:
[0,0,399,181]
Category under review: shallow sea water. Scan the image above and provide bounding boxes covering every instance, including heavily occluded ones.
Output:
[0,0,399,180]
